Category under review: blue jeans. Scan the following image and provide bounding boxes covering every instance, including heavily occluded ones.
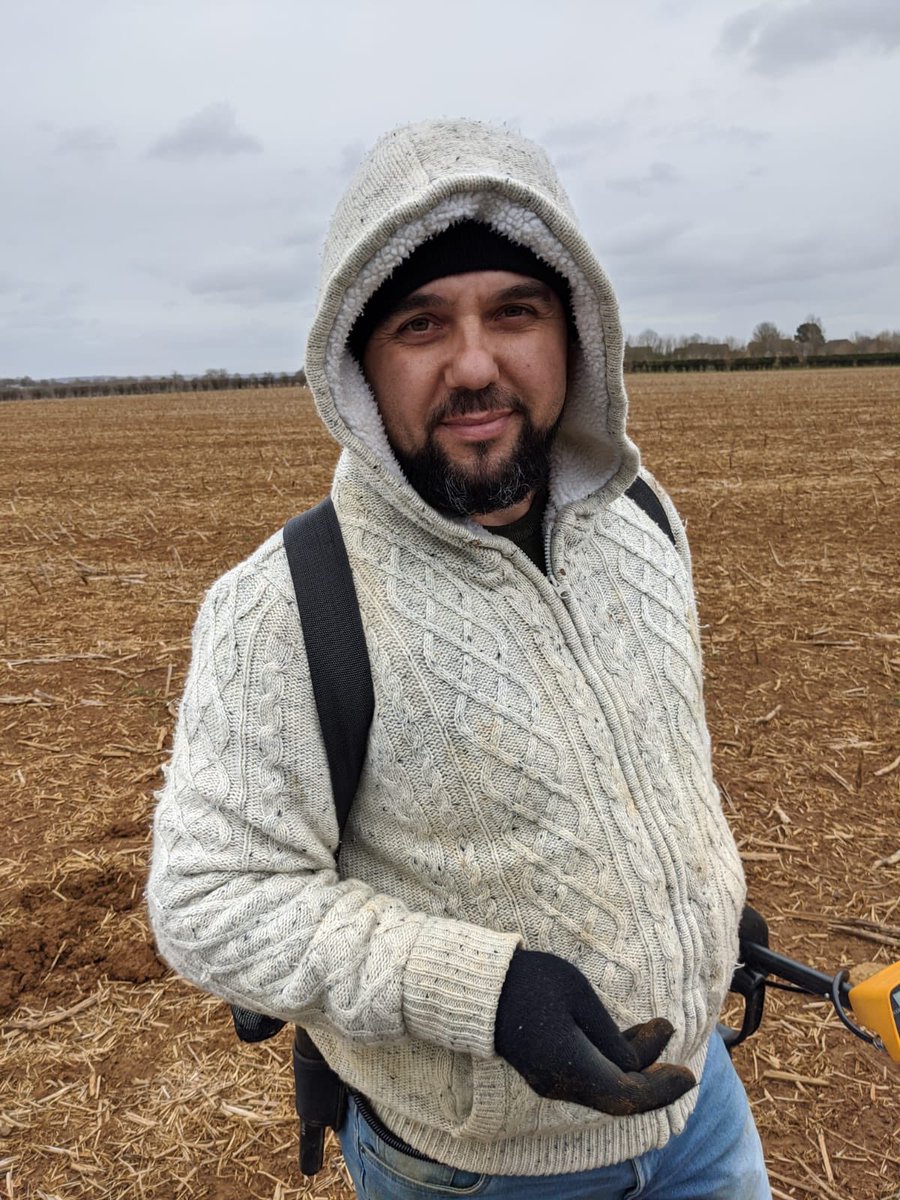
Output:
[337,1034,770,1199]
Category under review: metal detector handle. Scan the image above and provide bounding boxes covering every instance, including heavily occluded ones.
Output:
[720,937,827,1052]
[720,960,768,1051]
[721,941,855,1053]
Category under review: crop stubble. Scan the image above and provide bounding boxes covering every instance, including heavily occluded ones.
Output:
[0,370,898,1199]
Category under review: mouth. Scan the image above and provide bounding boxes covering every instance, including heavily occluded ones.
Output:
[439,410,516,442]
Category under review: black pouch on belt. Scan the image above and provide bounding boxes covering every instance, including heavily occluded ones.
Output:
[293,1027,347,1175]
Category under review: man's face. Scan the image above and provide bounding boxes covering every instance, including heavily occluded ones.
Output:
[361,270,568,520]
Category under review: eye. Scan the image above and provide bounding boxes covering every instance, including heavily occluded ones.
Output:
[398,315,435,334]
[498,304,532,319]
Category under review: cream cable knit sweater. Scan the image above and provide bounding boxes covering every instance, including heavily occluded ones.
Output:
[148,119,746,1176]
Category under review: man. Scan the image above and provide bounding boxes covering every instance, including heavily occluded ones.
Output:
[148,119,769,1198]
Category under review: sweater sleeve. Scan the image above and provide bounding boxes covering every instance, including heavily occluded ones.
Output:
[146,541,520,1058]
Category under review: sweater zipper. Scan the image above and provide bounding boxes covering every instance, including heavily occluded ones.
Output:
[541,519,703,1031]
[543,521,570,596]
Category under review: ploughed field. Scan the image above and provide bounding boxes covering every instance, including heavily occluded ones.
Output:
[1,369,898,1200]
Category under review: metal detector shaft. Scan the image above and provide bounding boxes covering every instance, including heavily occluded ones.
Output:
[742,943,851,1005]
[734,941,900,1062]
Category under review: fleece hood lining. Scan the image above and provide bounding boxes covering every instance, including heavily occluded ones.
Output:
[322,192,632,514]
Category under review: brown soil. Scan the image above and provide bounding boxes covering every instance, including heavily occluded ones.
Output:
[1,374,898,1199]
[1,864,165,1013]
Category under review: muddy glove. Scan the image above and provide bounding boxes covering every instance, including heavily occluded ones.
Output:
[495,949,696,1116]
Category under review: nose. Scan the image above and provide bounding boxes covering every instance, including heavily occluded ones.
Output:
[443,323,501,393]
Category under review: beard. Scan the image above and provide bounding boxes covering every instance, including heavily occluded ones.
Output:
[389,385,561,518]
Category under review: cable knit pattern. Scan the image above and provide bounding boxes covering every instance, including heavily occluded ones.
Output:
[148,118,746,1176]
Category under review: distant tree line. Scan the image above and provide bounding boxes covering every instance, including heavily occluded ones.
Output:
[625,319,900,373]
[0,368,307,403]
[5,320,900,400]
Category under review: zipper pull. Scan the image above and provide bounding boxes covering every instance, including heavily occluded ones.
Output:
[549,568,570,597]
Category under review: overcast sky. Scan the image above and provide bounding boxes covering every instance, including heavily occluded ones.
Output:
[3,0,899,378]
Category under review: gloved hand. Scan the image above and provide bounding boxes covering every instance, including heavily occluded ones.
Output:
[494,949,696,1116]
[738,903,769,955]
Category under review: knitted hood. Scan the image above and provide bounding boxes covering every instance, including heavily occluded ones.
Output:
[304,118,640,519]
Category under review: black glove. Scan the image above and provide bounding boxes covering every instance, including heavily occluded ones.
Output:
[738,903,769,956]
[494,949,696,1116]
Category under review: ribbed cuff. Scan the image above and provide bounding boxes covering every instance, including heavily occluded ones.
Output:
[403,919,521,1058]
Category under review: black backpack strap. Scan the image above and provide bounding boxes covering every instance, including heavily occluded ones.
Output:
[624,475,676,547]
[232,498,374,1047]
[282,497,375,838]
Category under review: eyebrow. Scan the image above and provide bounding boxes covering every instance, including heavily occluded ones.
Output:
[382,280,556,324]
[493,282,555,304]
[386,291,451,319]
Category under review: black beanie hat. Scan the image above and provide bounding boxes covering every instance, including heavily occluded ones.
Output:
[348,220,574,359]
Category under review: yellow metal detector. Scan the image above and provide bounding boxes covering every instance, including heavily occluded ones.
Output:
[845,960,900,1063]
[724,944,900,1065]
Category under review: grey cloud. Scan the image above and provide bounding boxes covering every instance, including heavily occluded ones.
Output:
[0,311,93,340]
[9,280,86,313]
[605,219,693,258]
[655,119,771,149]
[719,4,768,54]
[607,162,680,195]
[188,255,314,306]
[55,125,117,158]
[541,117,630,169]
[777,234,823,257]
[553,149,591,171]
[280,223,323,249]
[541,92,661,151]
[618,225,900,300]
[552,148,590,171]
[1,284,88,339]
[721,0,900,76]
[336,139,367,181]
[147,102,262,161]
[0,272,25,295]
[542,117,629,150]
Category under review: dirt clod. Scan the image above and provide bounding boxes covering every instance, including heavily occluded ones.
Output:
[1,866,164,1014]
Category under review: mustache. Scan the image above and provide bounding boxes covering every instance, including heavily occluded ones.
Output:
[428,385,525,433]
